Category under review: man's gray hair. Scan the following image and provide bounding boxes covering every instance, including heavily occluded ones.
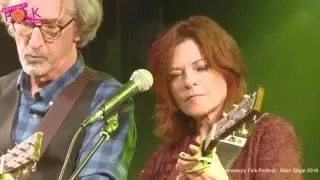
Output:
[0,0,103,48]
[73,0,103,47]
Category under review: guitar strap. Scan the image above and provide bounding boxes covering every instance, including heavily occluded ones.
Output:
[0,67,96,179]
[35,67,95,156]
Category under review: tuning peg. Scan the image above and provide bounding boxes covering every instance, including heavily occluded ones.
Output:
[243,94,250,99]
[232,131,236,137]
[31,162,37,172]
[240,124,249,136]
[222,111,228,118]
[244,94,250,99]
[22,167,29,176]
[232,104,239,108]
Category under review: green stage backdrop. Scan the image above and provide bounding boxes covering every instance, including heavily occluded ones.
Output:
[0,0,319,179]
[129,1,320,180]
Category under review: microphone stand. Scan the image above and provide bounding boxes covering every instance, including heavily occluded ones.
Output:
[57,113,119,180]
[68,113,119,179]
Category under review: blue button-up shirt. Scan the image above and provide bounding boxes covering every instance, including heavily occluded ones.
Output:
[13,53,136,179]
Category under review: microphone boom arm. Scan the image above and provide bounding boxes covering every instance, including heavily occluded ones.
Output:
[80,80,138,128]
[68,113,119,180]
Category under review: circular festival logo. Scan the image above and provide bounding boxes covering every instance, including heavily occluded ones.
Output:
[11,8,26,22]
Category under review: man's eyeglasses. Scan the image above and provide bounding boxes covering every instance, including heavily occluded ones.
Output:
[12,18,74,42]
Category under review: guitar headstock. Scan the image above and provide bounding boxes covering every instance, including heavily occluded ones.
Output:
[0,132,43,175]
[202,87,265,156]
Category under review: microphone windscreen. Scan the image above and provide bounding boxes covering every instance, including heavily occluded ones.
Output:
[130,69,153,92]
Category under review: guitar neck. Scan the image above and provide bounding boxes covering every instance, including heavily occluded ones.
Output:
[0,132,43,175]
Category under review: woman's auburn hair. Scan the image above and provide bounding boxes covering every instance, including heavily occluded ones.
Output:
[148,15,247,144]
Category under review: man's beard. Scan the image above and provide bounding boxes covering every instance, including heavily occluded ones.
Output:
[21,49,52,76]
[22,60,53,77]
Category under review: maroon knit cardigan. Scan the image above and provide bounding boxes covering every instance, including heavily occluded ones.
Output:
[139,115,303,180]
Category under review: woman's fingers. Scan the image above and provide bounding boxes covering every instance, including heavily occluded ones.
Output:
[189,144,201,155]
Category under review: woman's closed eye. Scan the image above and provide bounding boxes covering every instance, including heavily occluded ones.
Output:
[196,64,209,72]
[169,70,183,78]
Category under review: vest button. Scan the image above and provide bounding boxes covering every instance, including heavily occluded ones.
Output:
[31,113,38,118]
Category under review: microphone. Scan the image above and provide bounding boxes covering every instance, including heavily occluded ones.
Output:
[80,69,153,127]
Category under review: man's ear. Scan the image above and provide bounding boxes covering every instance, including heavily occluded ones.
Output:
[74,36,80,42]
[73,26,81,42]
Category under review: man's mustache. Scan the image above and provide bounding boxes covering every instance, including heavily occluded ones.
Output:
[24,49,47,59]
